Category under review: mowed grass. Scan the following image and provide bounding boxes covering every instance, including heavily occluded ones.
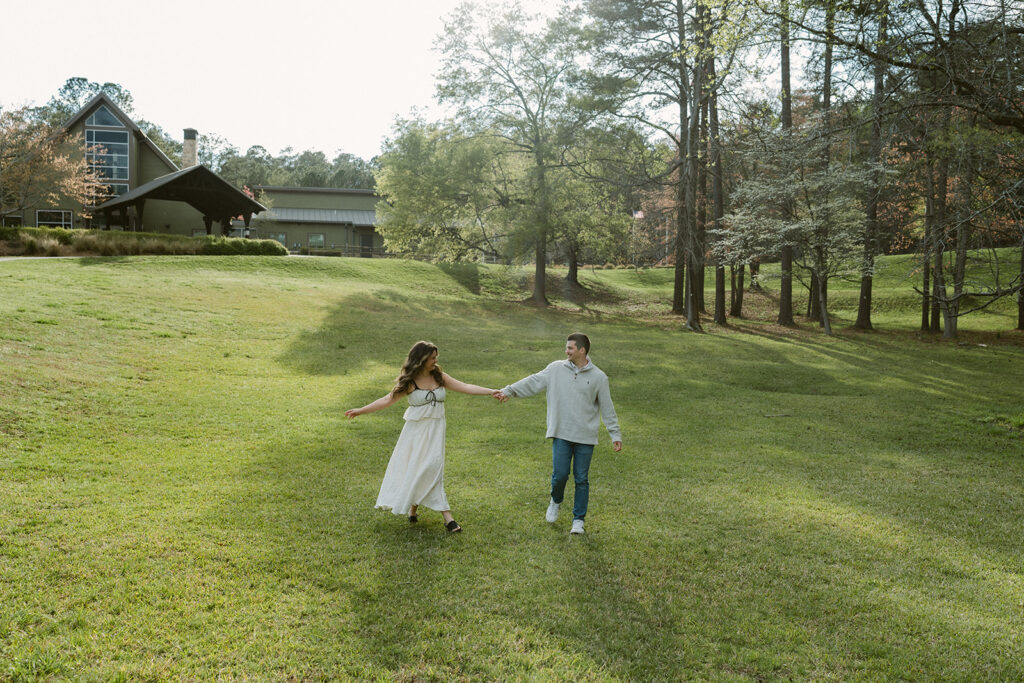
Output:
[1,255,1023,681]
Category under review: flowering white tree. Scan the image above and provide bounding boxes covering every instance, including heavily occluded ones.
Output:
[712,121,873,334]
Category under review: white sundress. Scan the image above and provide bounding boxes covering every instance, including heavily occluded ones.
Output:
[375,386,448,515]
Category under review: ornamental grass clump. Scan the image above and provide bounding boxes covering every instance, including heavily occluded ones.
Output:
[20,235,64,256]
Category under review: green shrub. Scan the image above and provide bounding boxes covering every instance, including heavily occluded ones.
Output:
[257,239,289,256]
[199,236,284,256]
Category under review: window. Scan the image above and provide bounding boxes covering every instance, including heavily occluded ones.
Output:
[268,232,287,246]
[36,210,73,228]
[2,215,23,227]
[86,105,125,128]
[308,233,325,249]
[85,106,130,203]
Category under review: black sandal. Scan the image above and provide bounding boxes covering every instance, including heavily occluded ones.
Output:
[409,514,418,523]
[445,520,462,533]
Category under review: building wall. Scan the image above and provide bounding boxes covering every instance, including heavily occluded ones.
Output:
[266,189,377,211]
[252,221,382,253]
[254,187,383,253]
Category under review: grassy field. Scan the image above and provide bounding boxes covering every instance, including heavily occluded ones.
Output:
[1,255,1023,681]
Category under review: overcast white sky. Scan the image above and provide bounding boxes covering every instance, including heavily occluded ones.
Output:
[0,0,532,161]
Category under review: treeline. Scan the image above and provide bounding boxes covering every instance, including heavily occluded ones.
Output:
[374,0,1024,337]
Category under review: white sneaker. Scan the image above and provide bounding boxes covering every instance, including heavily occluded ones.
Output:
[570,519,585,535]
[545,499,560,523]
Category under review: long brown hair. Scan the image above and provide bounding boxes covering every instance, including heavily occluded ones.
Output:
[391,341,444,398]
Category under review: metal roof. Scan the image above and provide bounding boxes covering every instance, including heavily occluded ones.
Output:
[255,185,377,196]
[261,207,377,226]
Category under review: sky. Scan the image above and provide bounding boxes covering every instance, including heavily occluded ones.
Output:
[0,0,526,161]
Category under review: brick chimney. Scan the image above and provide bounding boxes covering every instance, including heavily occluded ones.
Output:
[182,128,198,167]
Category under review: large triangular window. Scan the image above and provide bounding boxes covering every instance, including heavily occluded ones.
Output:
[86,105,125,128]
[85,104,130,203]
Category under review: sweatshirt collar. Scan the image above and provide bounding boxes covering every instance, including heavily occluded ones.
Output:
[564,357,593,372]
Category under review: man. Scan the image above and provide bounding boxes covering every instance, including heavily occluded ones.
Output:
[495,333,622,535]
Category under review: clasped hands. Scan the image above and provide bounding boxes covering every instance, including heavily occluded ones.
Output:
[491,390,509,403]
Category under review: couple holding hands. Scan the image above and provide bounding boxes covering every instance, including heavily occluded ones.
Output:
[345,333,622,535]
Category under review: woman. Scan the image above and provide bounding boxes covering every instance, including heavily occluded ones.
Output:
[345,341,495,532]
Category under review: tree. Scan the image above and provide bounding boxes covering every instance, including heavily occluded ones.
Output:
[714,120,871,334]
[854,0,889,330]
[197,133,237,172]
[787,0,1024,136]
[375,118,512,261]
[1,107,105,222]
[585,0,753,328]
[437,1,594,304]
[31,77,135,127]
[137,120,184,166]
[776,0,796,326]
[329,152,376,189]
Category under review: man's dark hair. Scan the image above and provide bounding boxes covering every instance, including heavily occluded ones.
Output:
[567,333,590,354]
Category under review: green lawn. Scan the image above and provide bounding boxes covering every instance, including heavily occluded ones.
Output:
[1,255,1023,680]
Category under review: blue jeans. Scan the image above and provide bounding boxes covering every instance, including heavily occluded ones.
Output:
[551,438,595,520]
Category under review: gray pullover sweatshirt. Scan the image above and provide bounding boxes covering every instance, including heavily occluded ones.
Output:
[501,359,622,446]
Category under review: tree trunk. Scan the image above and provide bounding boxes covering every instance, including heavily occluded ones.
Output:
[818,271,832,335]
[921,156,934,331]
[1018,242,1024,330]
[817,257,828,328]
[855,2,887,330]
[730,267,736,310]
[683,1,704,331]
[777,0,795,326]
[567,241,579,286]
[808,271,820,320]
[530,158,550,305]
[710,45,726,325]
[944,147,975,339]
[812,3,832,329]
[931,155,949,333]
[672,157,687,315]
[532,228,548,305]
[671,1,689,317]
[749,260,761,290]
[697,88,708,314]
[731,264,745,317]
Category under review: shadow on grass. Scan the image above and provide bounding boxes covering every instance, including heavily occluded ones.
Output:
[437,262,482,295]
[275,290,578,379]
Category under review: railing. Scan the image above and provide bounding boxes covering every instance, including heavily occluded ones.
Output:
[298,246,388,258]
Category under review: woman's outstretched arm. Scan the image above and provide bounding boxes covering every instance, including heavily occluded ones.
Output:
[345,391,403,418]
[441,372,495,396]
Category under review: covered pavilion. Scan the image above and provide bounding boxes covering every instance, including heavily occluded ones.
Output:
[94,165,266,234]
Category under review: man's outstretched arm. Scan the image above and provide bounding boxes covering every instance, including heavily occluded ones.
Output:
[498,365,551,400]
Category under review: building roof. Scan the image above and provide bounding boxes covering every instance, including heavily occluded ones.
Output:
[95,165,266,220]
[254,185,377,196]
[261,207,376,226]
[61,93,178,173]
